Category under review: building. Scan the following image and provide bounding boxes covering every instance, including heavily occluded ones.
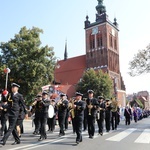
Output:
[54,0,126,106]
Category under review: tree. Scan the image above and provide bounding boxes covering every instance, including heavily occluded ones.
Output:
[128,44,150,76]
[0,26,56,105]
[76,69,113,99]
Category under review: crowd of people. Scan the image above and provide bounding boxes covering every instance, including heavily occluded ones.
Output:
[0,84,150,146]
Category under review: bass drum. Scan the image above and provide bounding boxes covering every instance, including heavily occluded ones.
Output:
[48,105,54,118]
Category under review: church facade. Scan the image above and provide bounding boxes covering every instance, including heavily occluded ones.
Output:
[54,0,126,107]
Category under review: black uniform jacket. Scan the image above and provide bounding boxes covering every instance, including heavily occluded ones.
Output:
[40,98,50,118]
[7,92,27,117]
[86,98,99,117]
[57,99,69,116]
[74,100,86,119]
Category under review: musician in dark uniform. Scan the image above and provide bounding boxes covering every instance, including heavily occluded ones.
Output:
[86,90,99,139]
[74,92,86,144]
[105,98,112,132]
[47,99,57,133]
[96,96,105,135]
[111,98,118,130]
[83,98,88,131]
[57,93,68,136]
[16,101,28,138]
[68,98,76,133]
[38,91,50,141]
[32,94,42,135]
[0,83,27,146]
[0,94,8,136]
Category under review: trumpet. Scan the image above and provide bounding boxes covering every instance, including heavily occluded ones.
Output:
[31,98,38,106]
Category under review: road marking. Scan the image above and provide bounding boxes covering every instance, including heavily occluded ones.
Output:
[106,128,137,142]
[8,132,74,150]
[135,129,150,144]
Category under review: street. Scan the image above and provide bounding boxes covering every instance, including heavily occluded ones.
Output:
[1,117,150,150]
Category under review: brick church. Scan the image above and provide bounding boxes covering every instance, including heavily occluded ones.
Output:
[54,0,126,107]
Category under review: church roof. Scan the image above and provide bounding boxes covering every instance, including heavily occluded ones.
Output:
[55,55,86,85]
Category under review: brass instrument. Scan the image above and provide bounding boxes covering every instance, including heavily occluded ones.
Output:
[68,98,75,118]
[88,100,93,115]
[97,107,100,120]
[31,99,37,106]
[111,99,118,112]
[57,98,64,110]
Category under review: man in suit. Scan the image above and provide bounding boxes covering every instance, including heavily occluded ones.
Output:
[105,98,112,132]
[38,91,50,141]
[57,93,68,136]
[96,96,105,135]
[74,92,86,144]
[32,94,42,135]
[86,90,99,139]
[0,83,27,146]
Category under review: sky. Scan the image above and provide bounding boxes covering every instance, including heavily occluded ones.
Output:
[0,0,150,94]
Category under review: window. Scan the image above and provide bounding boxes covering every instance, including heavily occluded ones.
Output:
[109,34,113,47]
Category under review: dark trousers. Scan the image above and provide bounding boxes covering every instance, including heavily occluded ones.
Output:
[34,117,41,133]
[1,117,7,135]
[71,118,76,133]
[105,113,111,131]
[111,111,117,130]
[97,118,104,133]
[40,117,47,138]
[83,117,87,131]
[2,116,20,144]
[65,111,69,130]
[74,117,83,142]
[58,114,66,135]
[87,115,95,136]
[125,117,131,125]
[47,116,56,132]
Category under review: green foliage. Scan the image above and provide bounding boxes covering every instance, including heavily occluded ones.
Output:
[76,68,113,99]
[0,26,56,105]
[128,44,150,76]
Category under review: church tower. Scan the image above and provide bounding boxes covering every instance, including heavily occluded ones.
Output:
[84,0,125,96]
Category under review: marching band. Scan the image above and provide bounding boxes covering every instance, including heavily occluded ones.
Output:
[0,86,124,146]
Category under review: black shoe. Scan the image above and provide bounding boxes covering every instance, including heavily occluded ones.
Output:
[33,131,38,135]
[76,141,79,144]
[11,141,20,145]
[38,137,44,141]
[100,132,103,136]
[0,141,5,146]
[89,135,93,139]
